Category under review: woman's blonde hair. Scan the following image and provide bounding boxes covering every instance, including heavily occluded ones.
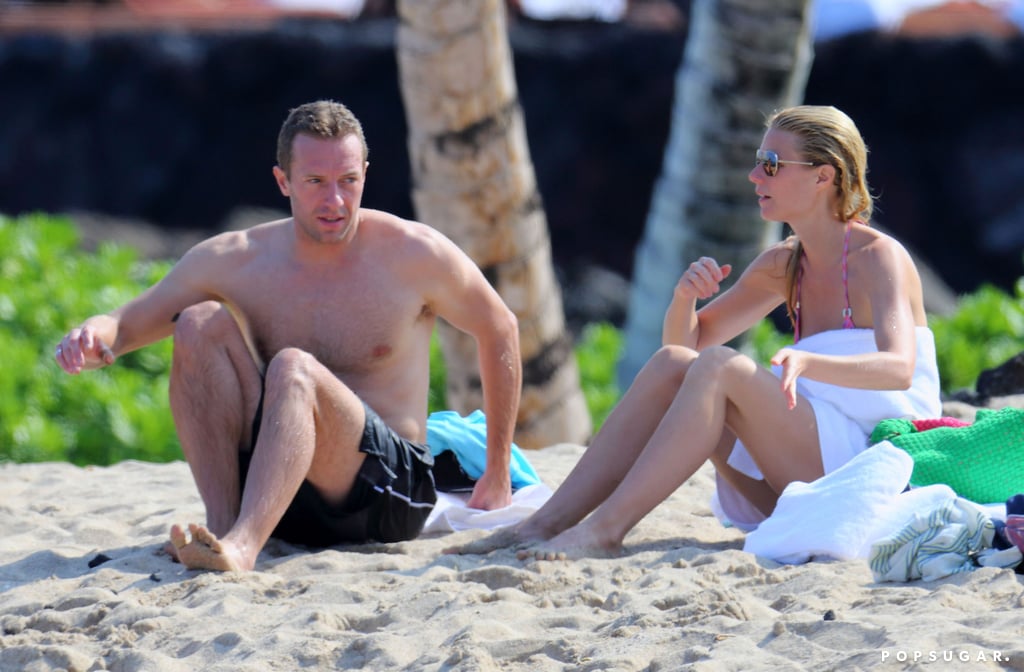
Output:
[767,105,874,329]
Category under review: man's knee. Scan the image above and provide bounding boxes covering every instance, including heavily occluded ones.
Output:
[174,301,232,349]
[264,349,363,429]
[264,348,318,397]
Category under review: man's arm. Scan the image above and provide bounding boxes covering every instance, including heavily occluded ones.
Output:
[420,230,521,511]
[464,303,520,511]
[56,239,224,374]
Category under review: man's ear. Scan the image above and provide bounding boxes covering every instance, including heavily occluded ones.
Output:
[272,165,290,197]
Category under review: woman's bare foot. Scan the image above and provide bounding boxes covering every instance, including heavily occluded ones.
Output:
[443,526,528,555]
[442,517,561,555]
[169,523,249,572]
[515,523,623,561]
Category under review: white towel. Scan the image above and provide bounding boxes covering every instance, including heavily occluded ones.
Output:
[420,484,553,536]
[744,441,957,563]
[727,327,942,481]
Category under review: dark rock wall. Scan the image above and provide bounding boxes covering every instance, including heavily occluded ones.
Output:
[0,20,416,234]
[1,18,1022,295]
[805,30,1024,295]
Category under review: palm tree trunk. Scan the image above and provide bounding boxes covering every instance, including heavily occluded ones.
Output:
[396,0,592,448]
[618,0,815,384]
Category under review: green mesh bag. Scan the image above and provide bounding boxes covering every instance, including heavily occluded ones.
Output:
[869,407,1024,504]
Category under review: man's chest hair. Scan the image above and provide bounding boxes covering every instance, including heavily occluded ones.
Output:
[226,243,430,367]
[247,291,426,372]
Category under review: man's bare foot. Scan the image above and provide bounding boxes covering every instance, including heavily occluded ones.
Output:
[515,525,622,561]
[169,523,248,572]
[162,539,181,563]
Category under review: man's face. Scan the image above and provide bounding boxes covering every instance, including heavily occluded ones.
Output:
[273,133,368,245]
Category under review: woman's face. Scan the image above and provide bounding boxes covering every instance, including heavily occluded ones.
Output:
[749,128,821,223]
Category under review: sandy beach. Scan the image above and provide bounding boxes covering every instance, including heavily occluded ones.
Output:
[2,442,1023,671]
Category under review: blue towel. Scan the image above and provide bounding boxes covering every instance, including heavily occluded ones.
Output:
[426,410,542,490]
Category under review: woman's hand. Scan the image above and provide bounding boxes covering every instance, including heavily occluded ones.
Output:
[770,347,808,410]
[675,257,732,301]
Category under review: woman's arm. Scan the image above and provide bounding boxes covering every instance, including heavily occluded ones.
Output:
[664,246,788,351]
[772,237,923,407]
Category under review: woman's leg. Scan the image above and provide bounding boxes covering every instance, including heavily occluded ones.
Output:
[445,345,699,554]
[525,346,821,559]
[709,438,781,519]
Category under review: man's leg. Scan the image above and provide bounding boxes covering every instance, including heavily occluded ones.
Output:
[169,302,263,538]
[171,347,369,571]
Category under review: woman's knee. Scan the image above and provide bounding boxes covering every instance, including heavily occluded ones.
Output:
[689,345,749,381]
[643,345,695,383]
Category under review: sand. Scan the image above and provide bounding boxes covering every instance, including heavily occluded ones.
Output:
[2,443,1023,671]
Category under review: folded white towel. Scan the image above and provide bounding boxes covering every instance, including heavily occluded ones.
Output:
[421,484,553,536]
[744,441,957,563]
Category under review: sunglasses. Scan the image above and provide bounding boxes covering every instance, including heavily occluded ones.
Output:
[755,149,818,177]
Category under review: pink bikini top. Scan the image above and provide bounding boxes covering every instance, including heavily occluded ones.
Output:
[793,221,856,343]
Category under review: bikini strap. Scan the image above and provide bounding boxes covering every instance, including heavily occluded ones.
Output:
[841,221,856,329]
[793,221,856,343]
[794,261,803,343]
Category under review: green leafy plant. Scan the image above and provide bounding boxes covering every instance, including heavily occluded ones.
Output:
[928,280,1024,393]
[1,213,177,464]
[745,316,793,366]
[574,322,623,431]
[428,329,446,414]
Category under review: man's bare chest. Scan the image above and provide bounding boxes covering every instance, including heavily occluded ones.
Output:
[227,270,426,372]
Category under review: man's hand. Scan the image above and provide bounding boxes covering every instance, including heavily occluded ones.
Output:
[56,326,116,374]
[465,469,512,511]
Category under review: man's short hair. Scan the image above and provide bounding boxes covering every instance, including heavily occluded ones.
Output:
[276,100,369,175]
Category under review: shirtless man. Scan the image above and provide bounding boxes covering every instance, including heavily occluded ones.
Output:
[55,100,522,572]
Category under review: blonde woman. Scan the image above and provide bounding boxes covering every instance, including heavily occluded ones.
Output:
[450,105,941,560]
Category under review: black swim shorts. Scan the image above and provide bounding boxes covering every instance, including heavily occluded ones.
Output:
[240,400,436,547]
